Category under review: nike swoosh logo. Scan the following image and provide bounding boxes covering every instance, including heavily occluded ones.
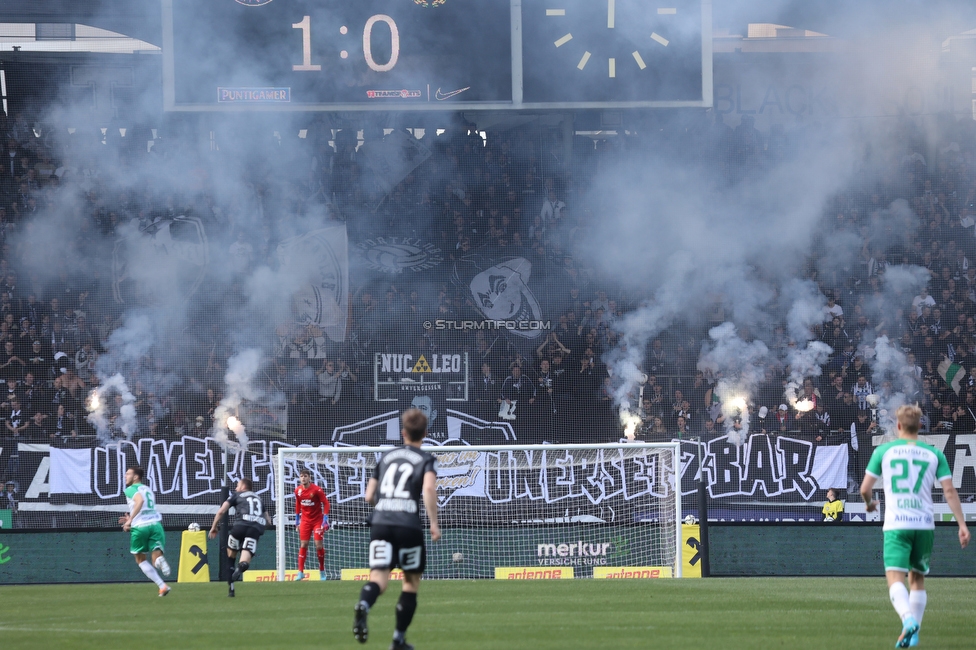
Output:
[435,86,470,100]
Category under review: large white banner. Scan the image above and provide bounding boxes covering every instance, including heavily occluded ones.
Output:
[276,226,349,342]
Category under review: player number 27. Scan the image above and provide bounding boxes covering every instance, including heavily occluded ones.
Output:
[380,463,413,499]
[890,459,930,494]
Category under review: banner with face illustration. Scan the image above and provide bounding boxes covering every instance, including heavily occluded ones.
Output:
[276,226,349,343]
[112,216,209,305]
[452,249,551,342]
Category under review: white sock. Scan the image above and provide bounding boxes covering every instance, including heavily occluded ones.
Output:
[889,583,912,622]
[154,555,171,577]
[139,560,166,588]
[909,590,927,626]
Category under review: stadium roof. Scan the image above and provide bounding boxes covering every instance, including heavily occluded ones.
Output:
[0,0,975,51]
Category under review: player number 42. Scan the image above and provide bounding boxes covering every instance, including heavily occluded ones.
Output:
[890,459,930,494]
[379,463,413,499]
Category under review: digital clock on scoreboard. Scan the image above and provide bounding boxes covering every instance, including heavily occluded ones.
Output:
[161,0,710,111]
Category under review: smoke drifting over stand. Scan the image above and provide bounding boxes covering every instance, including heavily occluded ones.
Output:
[0,0,971,463]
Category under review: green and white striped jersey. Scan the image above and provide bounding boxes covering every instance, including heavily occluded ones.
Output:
[124,483,162,528]
[865,439,951,531]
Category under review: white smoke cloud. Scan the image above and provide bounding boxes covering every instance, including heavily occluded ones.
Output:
[210,348,264,449]
[86,373,138,442]
[698,323,770,445]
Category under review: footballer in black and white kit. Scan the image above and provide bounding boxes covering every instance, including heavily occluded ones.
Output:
[209,478,272,597]
[353,409,440,650]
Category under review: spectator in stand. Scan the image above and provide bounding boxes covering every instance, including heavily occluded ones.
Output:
[26,411,49,441]
[21,372,44,417]
[701,417,719,440]
[674,415,689,438]
[316,360,342,405]
[821,488,844,523]
[474,362,498,420]
[499,363,535,421]
[772,403,793,434]
[53,404,77,438]
[74,340,96,382]
[824,293,843,321]
[852,375,873,410]
[3,480,17,528]
[4,398,27,439]
[0,339,24,380]
[851,409,878,479]
[49,322,69,359]
[288,357,317,407]
[912,286,936,315]
[536,359,558,415]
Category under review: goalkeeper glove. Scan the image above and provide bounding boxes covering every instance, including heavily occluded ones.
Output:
[321,515,330,532]
[294,513,301,528]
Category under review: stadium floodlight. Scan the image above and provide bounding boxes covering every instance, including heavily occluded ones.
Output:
[275,443,682,581]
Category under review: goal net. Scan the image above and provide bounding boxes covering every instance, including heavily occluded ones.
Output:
[275,443,682,580]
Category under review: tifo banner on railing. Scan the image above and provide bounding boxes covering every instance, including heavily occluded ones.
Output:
[6,432,974,523]
[674,433,976,498]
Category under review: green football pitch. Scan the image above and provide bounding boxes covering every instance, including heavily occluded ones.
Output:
[0,578,972,649]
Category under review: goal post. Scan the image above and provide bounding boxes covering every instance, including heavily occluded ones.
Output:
[275,442,682,581]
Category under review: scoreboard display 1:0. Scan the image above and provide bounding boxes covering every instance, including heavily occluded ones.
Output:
[165,0,513,109]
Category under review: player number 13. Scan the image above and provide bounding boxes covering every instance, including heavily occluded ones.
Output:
[292,14,400,73]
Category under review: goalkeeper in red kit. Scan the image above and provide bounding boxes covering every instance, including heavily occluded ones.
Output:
[294,468,331,580]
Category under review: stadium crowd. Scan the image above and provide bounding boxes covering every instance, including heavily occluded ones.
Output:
[0,106,974,473]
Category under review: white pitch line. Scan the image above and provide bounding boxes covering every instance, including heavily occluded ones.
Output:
[0,626,132,634]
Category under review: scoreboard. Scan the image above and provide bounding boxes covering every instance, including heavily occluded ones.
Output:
[162,0,711,111]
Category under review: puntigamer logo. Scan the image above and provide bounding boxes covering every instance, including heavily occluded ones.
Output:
[537,541,612,566]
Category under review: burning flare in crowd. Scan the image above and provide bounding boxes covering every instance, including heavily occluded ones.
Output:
[210,349,264,449]
[620,406,641,440]
[86,373,138,441]
[794,399,815,412]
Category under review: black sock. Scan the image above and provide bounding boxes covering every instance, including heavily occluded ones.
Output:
[359,581,381,609]
[237,561,249,574]
[395,591,418,637]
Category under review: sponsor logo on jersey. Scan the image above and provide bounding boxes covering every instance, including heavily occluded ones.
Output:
[494,567,574,579]
[593,566,673,579]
